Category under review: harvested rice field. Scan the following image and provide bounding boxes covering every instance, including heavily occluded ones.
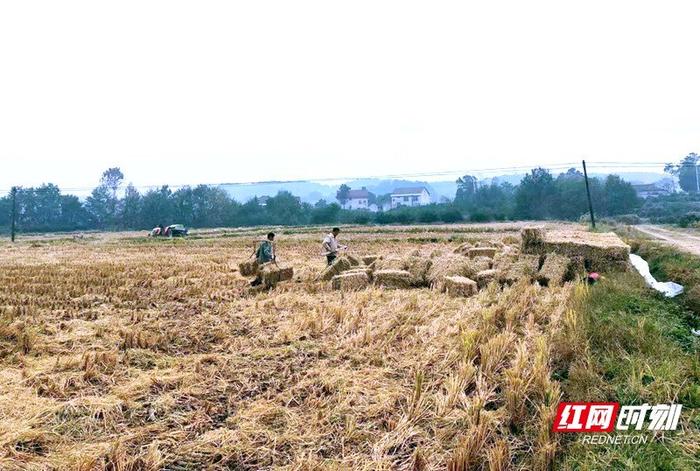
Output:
[0,223,614,470]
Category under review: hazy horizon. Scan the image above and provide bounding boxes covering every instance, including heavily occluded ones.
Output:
[2,1,698,190]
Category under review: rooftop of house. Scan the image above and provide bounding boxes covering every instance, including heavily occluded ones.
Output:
[346,189,370,199]
[631,183,667,192]
[391,187,430,196]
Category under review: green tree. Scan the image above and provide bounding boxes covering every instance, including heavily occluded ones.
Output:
[375,193,391,210]
[514,168,558,220]
[266,191,308,225]
[554,169,589,220]
[238,198,266,226]
[311,201,341,224]
[100,167,124,198]
[14,184,63,231]
[336,184,351,206]
[86,168,125,228]
[184,185,235,227]
[140,186,174,228]
[85,185,113,228]
[0,193,10,230]
[60,194,90,230]
[455,175,478,209]
[120,184,142,228]
[472,182,515,220]
[603,175,640,215]
[665,153,700,193]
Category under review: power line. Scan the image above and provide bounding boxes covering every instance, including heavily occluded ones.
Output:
[0,161,673,195]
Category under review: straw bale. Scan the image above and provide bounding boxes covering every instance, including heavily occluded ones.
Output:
[344,267,374,281]
[427,255,490,288]
[473,256,494,270]
[361,255,379,265]
[522,229,630,272]
[374,257,406,271]
[476,269,499,288]
[502,245,520,256]
[319,257,353,281]
[502,234,520,245]
[278,266,294,282]
[569,256,586,279]
[468,247,498,259]
[260,263,293,287]
[374,269,412,289]
[493,252,517,272]
[521,226,545,250]
[442,276,478,297]
[453,242,473,256]
[332,272,370,291]
[371,256,431,286]
[500,254,541,285]
[346,254,361,266]
[238,260,259,277]
[537,253,571,287]
[403,256,433,286]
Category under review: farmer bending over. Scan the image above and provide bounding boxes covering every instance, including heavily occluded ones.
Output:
[256,232,276,264]
[251,232,275,286]
[322,227,347,265]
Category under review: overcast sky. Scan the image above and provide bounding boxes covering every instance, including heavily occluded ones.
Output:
[1,1,699,191]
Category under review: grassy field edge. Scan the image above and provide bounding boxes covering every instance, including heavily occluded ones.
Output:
[557,236,700,470]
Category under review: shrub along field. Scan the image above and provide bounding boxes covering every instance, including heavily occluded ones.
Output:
[0,223,697,470]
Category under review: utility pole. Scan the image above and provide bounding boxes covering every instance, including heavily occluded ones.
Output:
[582,160,596,229]
[10,186,17,242]
[695,163,699,193]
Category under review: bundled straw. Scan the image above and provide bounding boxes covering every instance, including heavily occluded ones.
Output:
[332,272,370,291]
[374,269,412,289]
[318,257,353,281]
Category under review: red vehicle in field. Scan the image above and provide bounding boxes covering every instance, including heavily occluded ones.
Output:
[149,224,189,237]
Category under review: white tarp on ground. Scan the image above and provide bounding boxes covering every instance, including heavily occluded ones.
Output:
[629,254,684,298]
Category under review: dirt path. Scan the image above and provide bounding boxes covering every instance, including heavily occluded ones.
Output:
[635,225,700,257]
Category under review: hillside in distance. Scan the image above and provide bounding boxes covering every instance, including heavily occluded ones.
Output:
[218,171,668,204]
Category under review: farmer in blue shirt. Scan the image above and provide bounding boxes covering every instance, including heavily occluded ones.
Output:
[251,232,276,286]
[256,232,276,264]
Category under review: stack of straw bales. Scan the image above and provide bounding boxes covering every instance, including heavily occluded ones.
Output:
[521,227,630,272]
[537,253,572,287]
[427,255,490,290]
[373,256,432,286]
[319,257,353,281]
[501,254,541,285]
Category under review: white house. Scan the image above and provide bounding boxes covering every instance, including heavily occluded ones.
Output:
[390,187,431,208]
[631,182,672,199]
[342,188,373,211]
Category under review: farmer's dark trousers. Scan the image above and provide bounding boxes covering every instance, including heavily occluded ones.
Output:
[327,254,337,266]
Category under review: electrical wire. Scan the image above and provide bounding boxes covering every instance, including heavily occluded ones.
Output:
[0,161,675,195]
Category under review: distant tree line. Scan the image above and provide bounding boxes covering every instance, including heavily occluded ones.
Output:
[0,166,643,235]
[454,167,640,221]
